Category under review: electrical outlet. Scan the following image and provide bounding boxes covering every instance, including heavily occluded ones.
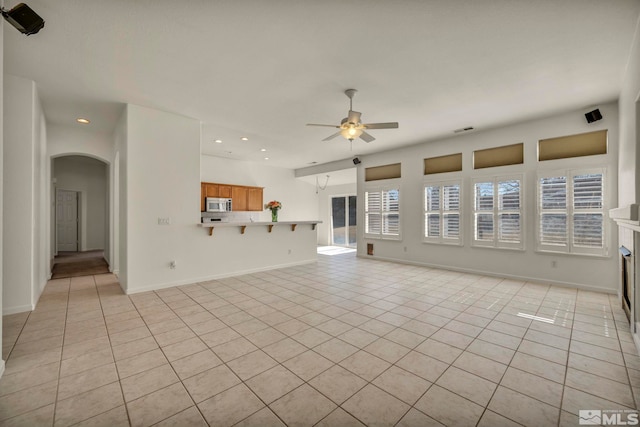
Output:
[169,260,176,269]
[288,249,292,255]
[551,260,558,268]
[158,217,171,225]
[404,246,407,252]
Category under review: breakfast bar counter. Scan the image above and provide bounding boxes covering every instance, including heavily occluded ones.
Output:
[200,221,321,236]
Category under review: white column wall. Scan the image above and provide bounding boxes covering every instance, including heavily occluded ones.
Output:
[2,75,46,313]
[618,15,640,208]
[1,8,5,377]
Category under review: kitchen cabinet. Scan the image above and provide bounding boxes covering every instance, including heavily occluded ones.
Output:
[219,185,232,198]
[201,182,263,212]
[232,186,248,211]
[247,187,264,211]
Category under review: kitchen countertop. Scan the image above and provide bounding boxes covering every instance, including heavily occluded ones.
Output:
[200,220,321,227]
[199,220,321,236]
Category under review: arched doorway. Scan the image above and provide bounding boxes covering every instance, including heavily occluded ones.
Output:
[51,155,110,278]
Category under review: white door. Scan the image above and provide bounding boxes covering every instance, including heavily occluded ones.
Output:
[57,189,78,252]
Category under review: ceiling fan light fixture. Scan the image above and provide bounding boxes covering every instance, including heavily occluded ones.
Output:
[341,125,362,140]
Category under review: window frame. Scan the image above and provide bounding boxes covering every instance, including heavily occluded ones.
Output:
[471,174,524,250]
[364,181,401,241]
[423,179,463,246]
[536,167,608,257]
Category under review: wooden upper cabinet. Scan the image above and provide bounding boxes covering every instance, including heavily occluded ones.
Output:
[247,187,264,211]
[231,186,248,211]
[205,183,219,198]
[218,185,232,198]
[201,182,264,212]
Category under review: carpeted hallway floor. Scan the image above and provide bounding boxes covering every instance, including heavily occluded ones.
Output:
[51,251,109,279]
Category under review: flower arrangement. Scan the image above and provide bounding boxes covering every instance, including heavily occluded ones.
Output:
[266,200,282,222]
[265,200,282,211]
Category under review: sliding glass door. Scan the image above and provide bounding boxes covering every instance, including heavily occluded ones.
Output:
[331,195,357,248]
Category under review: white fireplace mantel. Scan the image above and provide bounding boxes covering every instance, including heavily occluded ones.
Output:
[611,204,640,231]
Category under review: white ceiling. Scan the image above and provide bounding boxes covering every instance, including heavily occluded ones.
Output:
[4,0,640,171]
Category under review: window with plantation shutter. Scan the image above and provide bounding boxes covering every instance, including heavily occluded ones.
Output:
[537,169,607,256]
[473,176,523,249]
[424,181,461,245]
[365,187,400,239]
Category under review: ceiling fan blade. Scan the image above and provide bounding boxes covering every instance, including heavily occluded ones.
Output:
[360,131,376,143]
[307,123,340,128]
[322,131,342,141]
[347,110,361,124]
[363,122,399,130]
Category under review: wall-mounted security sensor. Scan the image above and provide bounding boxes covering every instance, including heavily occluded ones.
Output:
[353,157,361,165]
[1,3,44,35]
[584,108,602,124]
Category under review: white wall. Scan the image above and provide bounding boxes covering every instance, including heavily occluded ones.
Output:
[618,15,640,208]
[200,155,318,222]
[115,105,320,294]
[48,124,114,163]
[54,156,108,251]
[124,105,201,292]
[317,183,357,246]
[1,10,5,377]
[2,75,47,314]
[358,103,619,292]
[113,110,127,283]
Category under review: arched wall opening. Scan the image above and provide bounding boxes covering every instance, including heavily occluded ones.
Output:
[50,153,112,273]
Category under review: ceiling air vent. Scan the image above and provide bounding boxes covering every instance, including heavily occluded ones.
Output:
[454,126,474,134]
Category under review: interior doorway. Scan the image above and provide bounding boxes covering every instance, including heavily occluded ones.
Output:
[331,195,357,248]
[56,189,79,252]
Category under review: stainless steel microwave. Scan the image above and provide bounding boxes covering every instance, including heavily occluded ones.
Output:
[206,197,232,212]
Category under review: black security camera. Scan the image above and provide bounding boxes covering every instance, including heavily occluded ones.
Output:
[1,3,44,35]
[353,157,361,165]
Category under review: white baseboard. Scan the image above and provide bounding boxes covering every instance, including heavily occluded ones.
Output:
[3,304,35,315]
[359,254,617,294]
[125,259,316,295]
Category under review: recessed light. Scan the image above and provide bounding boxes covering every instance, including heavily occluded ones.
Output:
[214,139,222,143]
[241,137,249,141]
[264,157,269,160]
[260,148,267,152]
[76,118,90,124]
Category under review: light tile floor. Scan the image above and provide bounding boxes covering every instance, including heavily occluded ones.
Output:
[1,252,639,426]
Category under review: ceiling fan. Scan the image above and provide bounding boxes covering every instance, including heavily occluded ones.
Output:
[307,89,399,143]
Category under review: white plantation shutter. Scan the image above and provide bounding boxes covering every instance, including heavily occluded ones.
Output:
[473,176,523,249]
[498,180,521,243]
[539,176,567,246]
[382,189,400,236]
[573,173,603,249]
[365,187,400,239]
[474,182,494,242]
[425,186,441,238]
[365,191,382,235]
[537,169,606,256]
[443,185,460,240]
[424,181,461,244]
